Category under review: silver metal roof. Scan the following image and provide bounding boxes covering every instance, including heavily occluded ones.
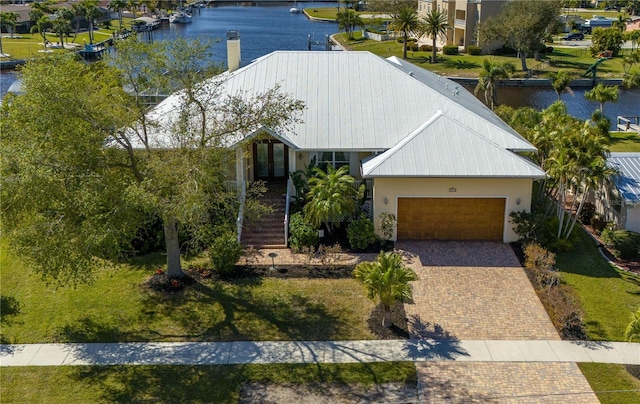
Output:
[362,111,545,178]
[608,152,640,204]
[143,51,542,178]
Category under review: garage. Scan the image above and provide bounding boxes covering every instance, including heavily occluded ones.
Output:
[397,197,505,241]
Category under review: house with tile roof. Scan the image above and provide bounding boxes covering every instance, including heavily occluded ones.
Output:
[143,50,544,246]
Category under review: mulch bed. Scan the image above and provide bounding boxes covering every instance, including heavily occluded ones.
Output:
[366,302,411,340]
[583,225,640,275]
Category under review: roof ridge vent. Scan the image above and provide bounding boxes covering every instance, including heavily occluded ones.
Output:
[408,71,414,76]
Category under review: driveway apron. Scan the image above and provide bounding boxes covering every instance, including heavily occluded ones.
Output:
[398,240,599,403]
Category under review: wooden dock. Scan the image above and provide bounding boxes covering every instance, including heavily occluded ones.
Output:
[617,116,640,134]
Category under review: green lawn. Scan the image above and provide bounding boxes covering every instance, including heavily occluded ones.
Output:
[0,19,133,60]
[0,241,375,344]
[556,228,640,341]
[0,363,417,403]
[609,131,640,152]
[578,363,640,404]
[334,33,628,78]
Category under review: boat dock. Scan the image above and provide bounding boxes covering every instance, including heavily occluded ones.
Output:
[617,116,640,134]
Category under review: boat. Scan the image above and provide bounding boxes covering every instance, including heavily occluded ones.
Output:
[290,2,302,13]
[170,10,192,23]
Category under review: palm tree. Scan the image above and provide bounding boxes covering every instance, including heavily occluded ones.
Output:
[623,68,640,88]
[30,15,52,46]
[474,59,515,110]
[547,70,574,101]
[0,12,19,39]
[336,9,363,40]
[52,8,73,48]
[109,0,128,30]
[389,6,419,60]
[80,0,101,44]
[354,252,418,328]
[624,308,640,342]
[303,165,358,234]
[585,83,619,115]
[70,3,85,43]
[419,9,448,64]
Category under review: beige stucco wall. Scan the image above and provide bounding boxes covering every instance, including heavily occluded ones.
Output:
[372,177,534,243]
[626,205,640,233]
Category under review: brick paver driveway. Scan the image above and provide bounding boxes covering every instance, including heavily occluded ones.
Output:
[398,240,599,403]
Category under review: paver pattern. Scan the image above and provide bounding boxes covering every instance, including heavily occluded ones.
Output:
[398,241,559,341]
[416,362,599,403]
[399,241,591,403]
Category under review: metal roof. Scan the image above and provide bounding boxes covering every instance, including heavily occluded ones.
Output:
[142,51,541,178]
[608,152,640,204]
[362,111,545,178]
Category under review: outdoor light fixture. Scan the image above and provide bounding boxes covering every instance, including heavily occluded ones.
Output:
[298,153,303,161]
[449,187,456,192]
[516,198,522,205]
[268,252,277,271]
[383,197,389,205]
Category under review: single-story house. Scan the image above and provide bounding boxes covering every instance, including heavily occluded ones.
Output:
[143,50,544,244]
[596,152,640,233]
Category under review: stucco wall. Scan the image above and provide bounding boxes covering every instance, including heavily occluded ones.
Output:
[626,205,640,233]
[372,177,534,242]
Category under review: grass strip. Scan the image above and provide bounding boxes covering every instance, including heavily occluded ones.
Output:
[0,362,417,403]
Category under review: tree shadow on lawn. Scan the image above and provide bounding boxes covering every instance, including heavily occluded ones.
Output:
[442,59,480,70]
[138,277,348,342]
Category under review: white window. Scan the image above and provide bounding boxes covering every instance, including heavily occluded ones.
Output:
[318,151,350,170]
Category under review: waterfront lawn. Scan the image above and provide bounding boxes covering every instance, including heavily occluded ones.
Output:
[0,363,417,403]
[609,131,640,152]
[578,363,640,404]
[0,19,133,60]
[556,228,640,341]
[335,34,626,77]
[0,240,375,344]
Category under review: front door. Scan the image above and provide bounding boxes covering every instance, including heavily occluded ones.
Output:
[253,142,288,180]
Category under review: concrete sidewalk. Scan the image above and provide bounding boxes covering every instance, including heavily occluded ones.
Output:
[1,339,638,367]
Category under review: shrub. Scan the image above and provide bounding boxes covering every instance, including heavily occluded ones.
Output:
[524,243,559,288]
[466,45,481,55]
[379,212,397,241]
[411,43,419,51]
[546,46,554,53]
[289,212,318,252]
[209,230,243,274]
[546,286,587,340]
[601,229,640,260]
[579,202,596,225]
[443,45,459,55]
[420,44,432,52]
[591,214,607,233]
[347,217,378,251]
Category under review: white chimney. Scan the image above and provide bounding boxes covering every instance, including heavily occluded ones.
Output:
[227,30,241,72]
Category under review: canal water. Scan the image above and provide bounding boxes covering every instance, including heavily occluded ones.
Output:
[1,1,639,126]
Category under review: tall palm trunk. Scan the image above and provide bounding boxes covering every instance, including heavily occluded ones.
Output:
[382,304,393,328]
[163,215,185,278]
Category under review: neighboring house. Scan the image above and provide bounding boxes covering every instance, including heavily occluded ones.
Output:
[627,17,640,32]
[144,50,544,244]
[596,153,640,233]
[417,0,507,52]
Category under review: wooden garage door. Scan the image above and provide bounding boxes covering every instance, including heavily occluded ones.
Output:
[397,198,505,241]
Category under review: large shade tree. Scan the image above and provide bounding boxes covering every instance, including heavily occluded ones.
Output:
[354,252,418,328]
[1,38,304,284]
[479,0,561,72]
[419,9,448,64]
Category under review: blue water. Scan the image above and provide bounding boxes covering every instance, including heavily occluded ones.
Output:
[0,2,339,98]
[2,1,639,126]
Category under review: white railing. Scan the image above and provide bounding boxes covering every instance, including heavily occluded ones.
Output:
[284,178,292,246]
[236,180,246,243]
